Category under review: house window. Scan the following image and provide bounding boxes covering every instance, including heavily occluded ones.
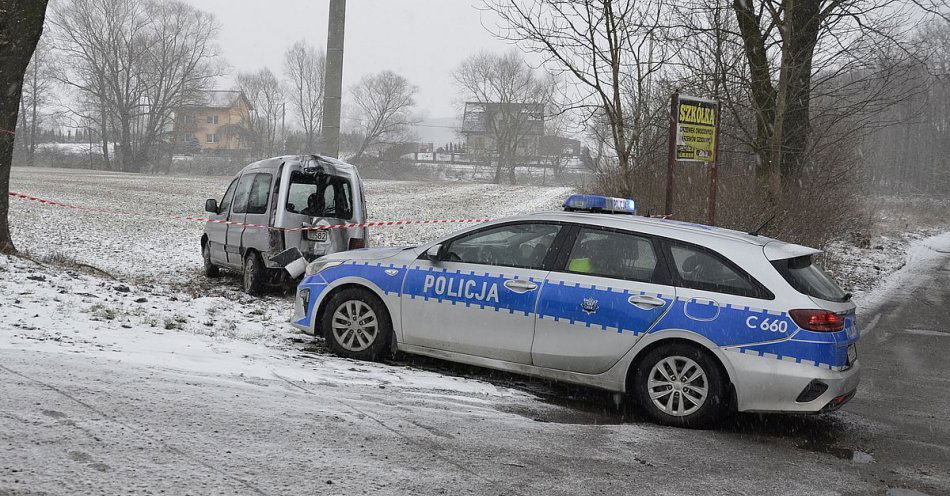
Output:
[207,114,219,124]
[206,133,217,144]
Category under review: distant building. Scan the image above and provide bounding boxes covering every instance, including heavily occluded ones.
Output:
[172,90,252,152]
[460,102,545,156]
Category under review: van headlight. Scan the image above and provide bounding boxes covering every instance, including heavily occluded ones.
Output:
[305,260,345,277]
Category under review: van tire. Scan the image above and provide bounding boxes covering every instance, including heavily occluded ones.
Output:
[321,288,392,361]
[633,342,726,428]
[202,243,220,278]
[243,252,265,295]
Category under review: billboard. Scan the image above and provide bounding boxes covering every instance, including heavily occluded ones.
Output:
[675,95,718,162]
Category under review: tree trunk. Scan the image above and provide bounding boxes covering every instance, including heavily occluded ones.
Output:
[28,54,37,166]
[773,0,821,187]
[0,0,50,255]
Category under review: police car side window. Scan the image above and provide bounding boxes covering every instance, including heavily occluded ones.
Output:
[565,228,659,283]
[444,223,561,270]
[667,243,769,299]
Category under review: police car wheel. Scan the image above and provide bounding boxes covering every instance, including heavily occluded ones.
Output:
[322,289,391,361]
[242,252,265,295]
[634,343,725,428]
[202,243,219,278]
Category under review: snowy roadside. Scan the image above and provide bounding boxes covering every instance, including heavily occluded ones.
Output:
[0,253,528,399]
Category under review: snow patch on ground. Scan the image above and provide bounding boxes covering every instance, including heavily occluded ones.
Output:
[822,230,944,301]
[0,254,527,399]
[847,231,950,314]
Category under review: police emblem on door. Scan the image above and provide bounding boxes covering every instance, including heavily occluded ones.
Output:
[581,297,599,315]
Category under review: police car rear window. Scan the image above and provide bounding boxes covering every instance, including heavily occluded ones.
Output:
[772,255,849,302]
[668,243,772,299]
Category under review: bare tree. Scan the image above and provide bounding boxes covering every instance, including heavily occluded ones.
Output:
[1,0,50,254]
[453,50,554,184]
[484,0,679,194]
[284,39,325,152]
[134,0,220,167]
[50,0,150,172]
[50,0,219,172]
[347,70,418,163]
[727,0,940,198]
[238,68,286,159]
[16,34,56,166]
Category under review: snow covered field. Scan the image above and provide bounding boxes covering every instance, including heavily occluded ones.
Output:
[8,167,571,287]
[6,167,570,345]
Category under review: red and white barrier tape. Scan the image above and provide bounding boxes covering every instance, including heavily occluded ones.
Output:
[8,191,494,231]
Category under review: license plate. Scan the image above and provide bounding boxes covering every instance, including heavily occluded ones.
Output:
[847,344,857,365]
[307,230,329,242]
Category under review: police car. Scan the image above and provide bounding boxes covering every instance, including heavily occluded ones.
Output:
[291,195,860,427]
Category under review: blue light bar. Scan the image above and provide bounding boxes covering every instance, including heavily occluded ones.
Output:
[563,194,637,215]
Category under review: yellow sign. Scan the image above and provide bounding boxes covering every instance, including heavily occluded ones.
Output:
[676,96,718,162]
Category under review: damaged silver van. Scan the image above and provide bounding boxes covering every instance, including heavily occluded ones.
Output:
[201,155,368,294]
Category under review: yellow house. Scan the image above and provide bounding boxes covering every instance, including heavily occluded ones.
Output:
[172,90,253,152]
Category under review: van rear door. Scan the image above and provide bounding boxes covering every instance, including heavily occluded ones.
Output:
[280,169,355,259]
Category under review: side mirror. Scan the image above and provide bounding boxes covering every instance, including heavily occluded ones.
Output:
[425,244,442,262]
[205,199,218,213]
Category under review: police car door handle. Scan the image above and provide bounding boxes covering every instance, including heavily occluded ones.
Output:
[504,279,538,293]
[628,295,666,309]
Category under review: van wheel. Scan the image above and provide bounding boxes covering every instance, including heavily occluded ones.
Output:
[321,288,391,361]
[202,243,220,278]
[242,252,265,295]
[633,343,726,428]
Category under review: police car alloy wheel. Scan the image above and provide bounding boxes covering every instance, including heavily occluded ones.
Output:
[634,343,726,428]
[321,288,392,361]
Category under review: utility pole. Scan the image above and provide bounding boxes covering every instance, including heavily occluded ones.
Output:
[321,0,346,158]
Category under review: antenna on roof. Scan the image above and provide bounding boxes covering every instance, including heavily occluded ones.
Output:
[748,214,776,236]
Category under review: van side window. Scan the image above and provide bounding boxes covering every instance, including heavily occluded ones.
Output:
[565,228,659,283]
[230,174,255,214]
[667,243,772,299]
[245,173,273,215]
[218,179,237,214]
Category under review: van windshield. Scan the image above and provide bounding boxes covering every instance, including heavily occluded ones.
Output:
[286,171,353,220]
[771,255,849,302]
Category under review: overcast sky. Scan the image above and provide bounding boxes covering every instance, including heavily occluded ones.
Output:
[182,0,518,120]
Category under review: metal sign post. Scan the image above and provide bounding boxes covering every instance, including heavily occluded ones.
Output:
[707,101,723,226]
[664,92,678,217]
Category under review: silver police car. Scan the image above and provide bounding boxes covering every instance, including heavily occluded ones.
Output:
[202,155,368,294]
[291,195,860,427]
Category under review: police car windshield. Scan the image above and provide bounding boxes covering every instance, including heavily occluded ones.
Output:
[286,171,353,220]
[772,255,849,302]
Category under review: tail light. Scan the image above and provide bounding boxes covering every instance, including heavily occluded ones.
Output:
[348,238,366,250]
[789,309,844,332]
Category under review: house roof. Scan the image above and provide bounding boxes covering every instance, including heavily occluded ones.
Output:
[181,90,251,110]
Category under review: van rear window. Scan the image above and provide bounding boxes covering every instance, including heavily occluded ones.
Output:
[286,171,353,220]
[771,255,849,302]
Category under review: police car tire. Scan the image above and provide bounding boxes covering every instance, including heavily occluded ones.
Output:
[634,343,726,428]
[243,252,265,295]
[322,288,392,362]
[203,243,220,278]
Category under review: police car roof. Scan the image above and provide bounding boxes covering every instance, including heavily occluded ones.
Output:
[523,209,819,251]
